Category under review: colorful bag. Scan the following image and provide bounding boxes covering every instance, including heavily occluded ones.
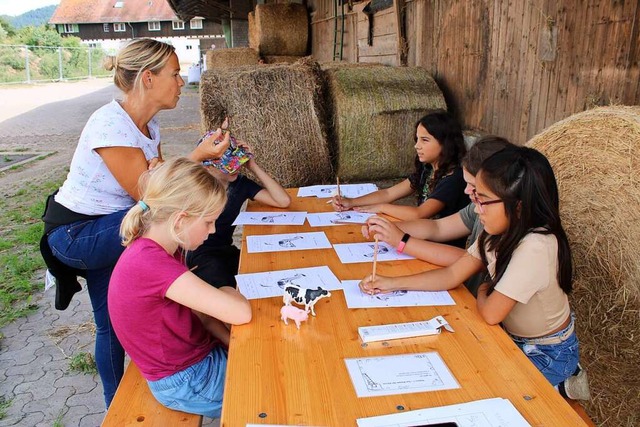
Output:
[197,130,252,174]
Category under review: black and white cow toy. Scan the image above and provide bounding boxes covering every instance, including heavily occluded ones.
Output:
[283,284,331,316]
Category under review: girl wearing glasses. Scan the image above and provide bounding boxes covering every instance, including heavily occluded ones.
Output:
[331,110,468,246]
[359,146,589,400]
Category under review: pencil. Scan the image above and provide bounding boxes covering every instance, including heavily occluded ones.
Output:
[372,236,379,282]
[336,176,341,200]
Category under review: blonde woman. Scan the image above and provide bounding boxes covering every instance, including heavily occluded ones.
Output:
[109,158,251,418]
[41,39,229,407]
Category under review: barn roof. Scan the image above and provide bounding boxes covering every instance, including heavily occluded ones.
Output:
[166,0,248,21]
[49,0,180,24]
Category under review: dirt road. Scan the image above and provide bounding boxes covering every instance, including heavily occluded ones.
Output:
[0,78,203,195]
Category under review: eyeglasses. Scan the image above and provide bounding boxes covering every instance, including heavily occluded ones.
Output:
[471,189,503,213]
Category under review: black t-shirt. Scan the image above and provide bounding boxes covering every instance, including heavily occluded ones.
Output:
[197,174,262,248]
[412,165,469,248]
[428,166,469,220]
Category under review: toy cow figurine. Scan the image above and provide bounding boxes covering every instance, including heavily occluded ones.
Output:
[280,305,308,329]
[283,284,331,316]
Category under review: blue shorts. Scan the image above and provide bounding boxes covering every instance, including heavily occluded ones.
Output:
[147,346,227,418]
[508,313,580,386]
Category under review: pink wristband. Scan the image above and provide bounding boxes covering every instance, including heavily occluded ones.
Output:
[397,233,410,253]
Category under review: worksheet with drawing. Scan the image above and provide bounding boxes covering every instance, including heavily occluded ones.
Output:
[306,211,374,227]
[297,183,378,198]
[345,352,459,397]
[232,211,307,226]
[235,266,342,299]
[246,232,332,253]
[341,280,455,307]
[333,242,415,264]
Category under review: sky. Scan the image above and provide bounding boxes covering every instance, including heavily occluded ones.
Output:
[0,0,60,17]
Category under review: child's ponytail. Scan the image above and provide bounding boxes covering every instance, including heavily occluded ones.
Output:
[120,201,150,246]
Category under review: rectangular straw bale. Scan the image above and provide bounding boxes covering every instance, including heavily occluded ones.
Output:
[205,48,260,70]
[254,3,309,56]
[200,60,332,187]
[323,64,446,181]
[263,55,304,64]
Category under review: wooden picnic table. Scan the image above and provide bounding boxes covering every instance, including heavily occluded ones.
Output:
[220,188,589,426]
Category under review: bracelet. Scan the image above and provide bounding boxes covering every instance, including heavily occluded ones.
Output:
[397,233,410,253]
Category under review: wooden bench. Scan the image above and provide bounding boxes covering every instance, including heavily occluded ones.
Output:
[102,361,202,426]
[566,399,596,427]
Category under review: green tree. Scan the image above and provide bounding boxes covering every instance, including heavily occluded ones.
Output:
[16,25,64,48]
[0,17,16,38]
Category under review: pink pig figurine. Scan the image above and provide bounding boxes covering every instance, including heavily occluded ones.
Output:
[280,305,308,329]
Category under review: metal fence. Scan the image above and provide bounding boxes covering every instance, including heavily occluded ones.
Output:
[0,44,114,85]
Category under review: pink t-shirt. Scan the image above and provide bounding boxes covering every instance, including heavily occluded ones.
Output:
[108,238,217,381]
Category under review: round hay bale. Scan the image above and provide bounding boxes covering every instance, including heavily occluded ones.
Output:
[200,60,331,187]
[248,12,258,51]
[253,3,308,56]
[263,55,304,64]
[527,106,640,427]
[205,48,260,70]
[323,63,446,181]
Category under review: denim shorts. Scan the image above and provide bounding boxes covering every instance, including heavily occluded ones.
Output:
[147,346,227,418]
[508,313,580,386]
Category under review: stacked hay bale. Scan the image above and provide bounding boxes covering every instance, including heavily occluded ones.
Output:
[527,106,640,427]
[249,3,308,64]
[200,60,331,187]
[323,63,446,181]
[205,47,260,70]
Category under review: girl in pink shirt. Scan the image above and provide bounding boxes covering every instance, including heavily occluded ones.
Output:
[109,158,251,418]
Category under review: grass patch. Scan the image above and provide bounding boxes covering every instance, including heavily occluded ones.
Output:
[68,352,97,375]
[0,177,63,329]
[0,395,11,420]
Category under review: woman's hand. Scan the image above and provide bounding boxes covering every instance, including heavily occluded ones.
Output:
[363,216,404,246]
[359,274,397,295]
[147,157,164,170]
[189,128,231,162]
[331,195,352,211]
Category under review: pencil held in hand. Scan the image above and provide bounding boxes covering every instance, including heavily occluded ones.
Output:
[372,237,379,282]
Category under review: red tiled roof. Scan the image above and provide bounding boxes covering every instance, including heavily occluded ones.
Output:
[50,0,179,24]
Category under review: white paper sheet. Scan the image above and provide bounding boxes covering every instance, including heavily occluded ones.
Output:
[356,397,531,427]
[246,232,332,253]
[235,266,342,300]
[307,211,375,227]
[333,242,415,264]
[297,183,378,198]
[344,352,459,397]
[341,280,455,308]
[232,211,307,226]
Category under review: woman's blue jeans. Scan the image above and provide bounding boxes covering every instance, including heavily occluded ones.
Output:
[47,208,128,408]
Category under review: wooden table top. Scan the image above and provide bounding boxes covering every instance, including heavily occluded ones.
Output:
[221,188,587,426]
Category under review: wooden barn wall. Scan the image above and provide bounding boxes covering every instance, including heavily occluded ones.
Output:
[310,0,358,63]
[405,0,640,142]
[308,0,640,143]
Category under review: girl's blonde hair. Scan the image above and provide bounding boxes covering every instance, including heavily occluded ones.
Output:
[103,38,175,96]
[120,158,227,247]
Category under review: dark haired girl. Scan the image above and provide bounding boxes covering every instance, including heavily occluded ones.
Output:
[331,110,468,246]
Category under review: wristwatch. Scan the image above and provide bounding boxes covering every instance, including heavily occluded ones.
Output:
[397,233,410,253]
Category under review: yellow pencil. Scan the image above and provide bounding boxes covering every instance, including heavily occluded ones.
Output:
[372,236,379,282]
